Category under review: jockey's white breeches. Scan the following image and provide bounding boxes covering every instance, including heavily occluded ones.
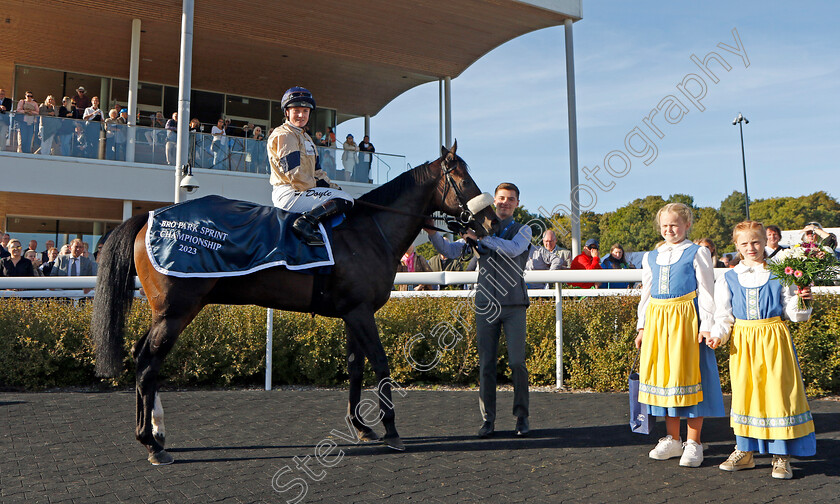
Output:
[271,184,354,213]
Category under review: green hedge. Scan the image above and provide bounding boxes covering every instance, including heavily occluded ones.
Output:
[1,295,839,396]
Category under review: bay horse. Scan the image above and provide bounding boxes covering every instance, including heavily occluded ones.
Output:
[91,143,499,465]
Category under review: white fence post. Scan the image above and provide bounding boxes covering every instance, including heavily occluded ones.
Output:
[555,282,563,389]
[265,308,274,391]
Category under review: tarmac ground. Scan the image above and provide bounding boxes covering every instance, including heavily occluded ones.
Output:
[1,388,839,503]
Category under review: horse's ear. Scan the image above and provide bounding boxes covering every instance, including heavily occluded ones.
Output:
[440,145,448,158]
[450,140,457,156]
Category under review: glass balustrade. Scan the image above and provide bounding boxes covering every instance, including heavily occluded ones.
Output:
[0,113,406,183]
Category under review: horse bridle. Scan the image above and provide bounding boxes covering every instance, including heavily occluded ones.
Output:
[440,154,492,234]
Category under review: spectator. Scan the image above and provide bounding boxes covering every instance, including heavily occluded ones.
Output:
[50,238,97,276]
[0,239,36,277]
[314,131,326,146]
[104,109,122,160]
[0,88,12,151]
[541,229,572,268]
[0,233,10,258]
[569,238,602,288]
[600,243,634,288]
[114,108,128,160]
[248,125,266,173]
[40,240,55,264]
[16,90,40,153]
[165,112,178,165]
[695,238,725,268]
[24,250,44,276]
[211,118,227,169]
[341,134,358,177]
[525,241,564,289]
[40,247,59,276]
[38,95,59,155]
[83,95,104,122]
[326,126,336,147]
[801,222,837,250]
[57,97,76,156]
[59,244,71,255]
[73,86,91,117]
[357,135,375,183]
[396,245,433,291]
[429,252,462,273]
[764,225,788,260]
[26,240,38,255]
[721,254,731,268]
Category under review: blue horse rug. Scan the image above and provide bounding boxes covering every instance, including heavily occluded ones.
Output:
[145,195,334,278]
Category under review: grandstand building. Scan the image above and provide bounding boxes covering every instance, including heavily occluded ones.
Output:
[0,0,581,246]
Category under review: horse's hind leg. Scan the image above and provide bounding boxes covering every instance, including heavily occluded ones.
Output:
[152,392,166,447]
[345,332,379,442]
[135,315,192,465]
[343,309,403,451]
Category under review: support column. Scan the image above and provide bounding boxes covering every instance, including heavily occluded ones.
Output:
[363,115,370,137]
[444,76,452,149]
[122,200,133,220]
[174,0,194,203]
[98,77,109,160]
[126,19,141,163]
[438,79,443,150]
[564,19,581,257]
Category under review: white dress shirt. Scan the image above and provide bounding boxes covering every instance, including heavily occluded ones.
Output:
[636,239,715,331]
[710,262,811,344]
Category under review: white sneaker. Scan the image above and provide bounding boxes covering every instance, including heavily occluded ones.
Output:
[679,439,704,467]
[649,435,684,460]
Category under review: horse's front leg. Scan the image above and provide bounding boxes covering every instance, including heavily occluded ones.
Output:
[343,309,403,451]
[345,329,379,442]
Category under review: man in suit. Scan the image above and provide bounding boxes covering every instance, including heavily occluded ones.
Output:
[50,238,97,277]
[40,240,55,264]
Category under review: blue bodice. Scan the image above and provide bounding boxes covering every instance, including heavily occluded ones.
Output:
[648,243,700,299]
[723,268,784,320]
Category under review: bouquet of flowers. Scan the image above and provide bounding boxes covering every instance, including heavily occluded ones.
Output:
[767,243,840,309]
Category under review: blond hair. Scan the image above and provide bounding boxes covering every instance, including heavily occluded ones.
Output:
[655,203,693,232]
[732,220,766,261]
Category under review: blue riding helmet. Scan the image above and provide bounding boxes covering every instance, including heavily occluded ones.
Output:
[281,86,316,110]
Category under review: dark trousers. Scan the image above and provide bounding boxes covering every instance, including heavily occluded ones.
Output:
[476,305,529,423]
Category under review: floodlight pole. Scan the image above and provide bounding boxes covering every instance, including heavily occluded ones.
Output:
[734,113,750,220]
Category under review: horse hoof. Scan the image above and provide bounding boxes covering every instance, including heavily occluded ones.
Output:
[148,449,175,466]
[154,433,166,448]
[357,429,380,443]
[382,436,405,451]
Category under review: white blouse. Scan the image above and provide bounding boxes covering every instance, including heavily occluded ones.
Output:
[710,262,811,344]
[636,239,715,331]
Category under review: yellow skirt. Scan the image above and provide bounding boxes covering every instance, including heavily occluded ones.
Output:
[729,317,814,440]
[638,292,702,408]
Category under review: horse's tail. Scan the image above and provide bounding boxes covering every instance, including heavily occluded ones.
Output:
[92,213,148,377]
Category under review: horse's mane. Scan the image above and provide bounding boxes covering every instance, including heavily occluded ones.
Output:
[353,160,437,210]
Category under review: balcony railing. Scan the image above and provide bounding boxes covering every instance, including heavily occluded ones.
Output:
[0,113,406,184]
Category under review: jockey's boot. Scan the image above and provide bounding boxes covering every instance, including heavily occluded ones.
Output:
[292,198,354,246]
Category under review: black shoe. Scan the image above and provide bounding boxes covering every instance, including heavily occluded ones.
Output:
[477,421,494,438]
[515,417,530,437]
[292,215,325,246]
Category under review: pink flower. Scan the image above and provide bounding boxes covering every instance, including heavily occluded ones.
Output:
[784,266,794,275]
[794,270,803,278]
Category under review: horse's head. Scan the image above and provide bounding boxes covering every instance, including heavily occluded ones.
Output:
[432,142,499,238]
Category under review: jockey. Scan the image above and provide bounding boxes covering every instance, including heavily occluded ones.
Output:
[268,86,354,246]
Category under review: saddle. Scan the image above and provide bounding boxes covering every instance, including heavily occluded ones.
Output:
[145,195,335,278]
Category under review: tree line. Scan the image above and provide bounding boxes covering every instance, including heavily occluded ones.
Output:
[517,191,840,254]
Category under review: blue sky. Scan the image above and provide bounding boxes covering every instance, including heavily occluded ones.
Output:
[340,0,840,215]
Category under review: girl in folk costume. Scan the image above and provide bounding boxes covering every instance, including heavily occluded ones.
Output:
[635,203,725,468]
[709,221,814,480]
